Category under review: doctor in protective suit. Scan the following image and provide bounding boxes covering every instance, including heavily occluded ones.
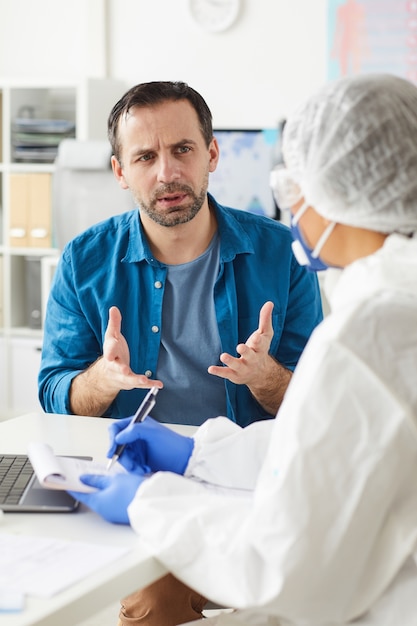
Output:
[71,73,417,626]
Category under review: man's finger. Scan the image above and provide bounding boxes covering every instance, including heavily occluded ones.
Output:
[106,306,122,338]
[258,301,274,336]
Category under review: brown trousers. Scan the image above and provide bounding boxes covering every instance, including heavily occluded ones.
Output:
[117,573,208,625]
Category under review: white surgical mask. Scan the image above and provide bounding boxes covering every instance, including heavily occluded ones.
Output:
[290,202,336,272]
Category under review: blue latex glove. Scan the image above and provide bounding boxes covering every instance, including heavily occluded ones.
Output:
[107,416,194,475]
[68,472,145,524]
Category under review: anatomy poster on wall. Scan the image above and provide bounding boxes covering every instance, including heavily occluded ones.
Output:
[328,0,417,84]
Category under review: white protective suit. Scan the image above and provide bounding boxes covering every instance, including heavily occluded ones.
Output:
[128,233,417,626]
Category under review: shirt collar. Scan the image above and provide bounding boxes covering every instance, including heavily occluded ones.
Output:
[122,194,255,265]
[209,194,255,262]
[122,210,155,264]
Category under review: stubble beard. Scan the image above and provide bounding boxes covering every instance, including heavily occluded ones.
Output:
[133,176,209,227]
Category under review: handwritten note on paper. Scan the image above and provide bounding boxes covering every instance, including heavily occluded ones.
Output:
[0,533,129,597]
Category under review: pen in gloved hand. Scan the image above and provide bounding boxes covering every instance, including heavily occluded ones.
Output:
[106,387,159,470]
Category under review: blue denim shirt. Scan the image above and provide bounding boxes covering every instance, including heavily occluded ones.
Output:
[39,196,322,426]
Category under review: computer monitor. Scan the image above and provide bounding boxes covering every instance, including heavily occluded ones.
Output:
[209,128,279,219]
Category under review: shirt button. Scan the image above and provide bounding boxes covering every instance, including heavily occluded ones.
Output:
[151,325,159,333]
[144,370,152,378]
[154,281,162,289]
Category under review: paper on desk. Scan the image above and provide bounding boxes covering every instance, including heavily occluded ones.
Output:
[0,533,130,597]
[27,442,125,492]
[0,587,24,612]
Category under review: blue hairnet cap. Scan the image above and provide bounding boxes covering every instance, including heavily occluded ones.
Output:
[278,73,417,235]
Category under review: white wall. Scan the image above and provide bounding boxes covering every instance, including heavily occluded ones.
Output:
[0,0,328,128]
[0,0,107,79]
[107,0,329,127]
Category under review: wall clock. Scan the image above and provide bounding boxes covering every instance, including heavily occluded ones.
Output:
[188,0,241,33]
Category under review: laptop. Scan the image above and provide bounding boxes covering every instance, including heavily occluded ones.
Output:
[0,453,90,513]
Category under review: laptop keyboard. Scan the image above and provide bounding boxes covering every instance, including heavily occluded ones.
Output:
[0,455,34,505]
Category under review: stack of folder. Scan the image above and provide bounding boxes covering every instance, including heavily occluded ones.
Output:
[12,118,76,163]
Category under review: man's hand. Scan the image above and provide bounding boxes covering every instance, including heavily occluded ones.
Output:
[69,306,163,416]
[208,301,275,386]
[208,301,291,415]
[101,306,163,390]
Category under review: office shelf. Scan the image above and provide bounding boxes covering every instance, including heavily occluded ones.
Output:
[0,77,125,417]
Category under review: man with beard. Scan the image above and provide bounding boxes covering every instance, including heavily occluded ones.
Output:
[39,81,321,429]
[39,81,321,625]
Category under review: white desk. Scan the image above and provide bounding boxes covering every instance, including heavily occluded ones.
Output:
[0,412,195,626]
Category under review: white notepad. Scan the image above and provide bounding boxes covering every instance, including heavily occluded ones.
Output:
[27,442,125,493]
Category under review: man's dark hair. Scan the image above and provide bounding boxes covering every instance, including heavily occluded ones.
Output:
[108,81,213,162]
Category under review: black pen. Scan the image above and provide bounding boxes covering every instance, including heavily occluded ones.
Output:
[106,387,159,470]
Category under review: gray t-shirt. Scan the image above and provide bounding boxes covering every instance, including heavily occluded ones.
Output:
[151,234,228,425]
